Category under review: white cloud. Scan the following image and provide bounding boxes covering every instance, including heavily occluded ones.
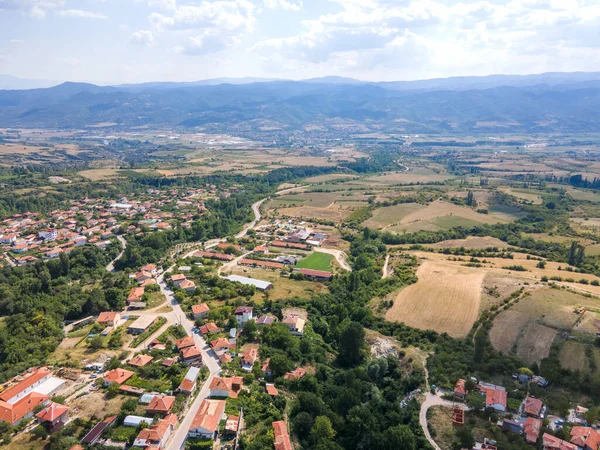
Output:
[134,0,177,10]
[9,39,25,45]
[56,9,107,19]
[0,0,65,18]
[263,0,302,11]
[130,29,155,46]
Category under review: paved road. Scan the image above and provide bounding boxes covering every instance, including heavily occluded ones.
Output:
[157,266,221,450]
[236,199,265,239]
[3,253,16,267]
[314,247,352,271]
[106,235,127,272]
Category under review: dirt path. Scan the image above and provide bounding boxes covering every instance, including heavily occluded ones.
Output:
[315,247,352,271]
[382,255,391,278]
[218,251,251,276]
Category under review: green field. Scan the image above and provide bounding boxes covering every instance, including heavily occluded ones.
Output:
[296,252,334,271]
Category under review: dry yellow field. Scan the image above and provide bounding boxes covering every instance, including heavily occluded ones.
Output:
[385,261,485,337]
[426,236,509,249]
[279,206,352,222]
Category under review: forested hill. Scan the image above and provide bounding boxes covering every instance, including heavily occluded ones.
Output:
[2,79,600,133]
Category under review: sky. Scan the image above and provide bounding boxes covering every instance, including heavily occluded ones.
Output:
[1,0,600,84]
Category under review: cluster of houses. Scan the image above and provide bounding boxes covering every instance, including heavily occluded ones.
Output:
[454,378,600,450]
[0,183,233,266]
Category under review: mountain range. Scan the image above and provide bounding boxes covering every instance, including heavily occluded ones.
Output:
[2,72,600,134]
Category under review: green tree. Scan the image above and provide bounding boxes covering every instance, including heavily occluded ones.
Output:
[381,425,415,450]
[337,322,365,367]
[89,335,104,351]
[310,416,336,442]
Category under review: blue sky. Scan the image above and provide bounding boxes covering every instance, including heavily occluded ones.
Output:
[1,0,600,84]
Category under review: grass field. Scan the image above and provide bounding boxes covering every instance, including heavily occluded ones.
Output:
[499,187,543,204]
[426,236,508,249]
[385,260,485,337]
[296,252,334,271]
[559,341,589,372]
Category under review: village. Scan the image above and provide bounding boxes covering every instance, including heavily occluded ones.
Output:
[0,200,339,450]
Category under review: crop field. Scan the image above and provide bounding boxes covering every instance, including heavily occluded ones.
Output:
[279,206,352,222]
[296,252,334,271]
[499,187,543,204]
[302,174,360,183]
[385,260,485,337]
[567,188,600,202]
[490,288,600,363]
[266,191,368,209]
[359,168,455,185]
[370,200,516,233]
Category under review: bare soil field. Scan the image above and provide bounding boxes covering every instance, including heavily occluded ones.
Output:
[516,323,558,364]
[480,272,525,311]
[79,168,124,180]
[385,260,485,337]
[70,391,127,420]
[489,310,531,354]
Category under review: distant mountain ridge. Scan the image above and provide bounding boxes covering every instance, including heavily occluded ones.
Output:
[2,72,600,133]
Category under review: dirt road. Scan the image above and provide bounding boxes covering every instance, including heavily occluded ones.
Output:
[105,235,127,272]
[315,247,352,271]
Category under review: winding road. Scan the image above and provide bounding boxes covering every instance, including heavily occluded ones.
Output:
[314,247,352,272]
[105,235,127,272]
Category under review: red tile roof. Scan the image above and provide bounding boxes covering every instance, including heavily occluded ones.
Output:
[175,336,195,350]
[543,433,579,450]
[571,427,600,450]
[36,402,69,422]
[524,396,543,416]
[266,384,279,396]
[129,354,153,367]
[299,268,332,279]
[127,287,145,302]
[0,392,49,424]
[98,311,118,324]
[273,420,293,450]
[191,399,226,434]
[523,418,542,444]
[454,379,467,396]
[192,304,210,316]
[103,368,134,385]
[181,346,202,361]
[0,367,51,402]
[485,388,507,408]
[147,395,175,414]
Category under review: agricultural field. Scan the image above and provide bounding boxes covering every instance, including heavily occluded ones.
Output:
[296,252,334,271]
[385,260,485,337]
[425,236,508,250]
[499,187,543,204]
[368,200,517,233]
[489,288,600,363]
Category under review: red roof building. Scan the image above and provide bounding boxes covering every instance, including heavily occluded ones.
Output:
[543,433,579,450]
[524,396,544,417]
[147,395,176,416]
[273,420,293,450]
[523,418,542,444]
[189,399,226,439]
[571,427,600,450]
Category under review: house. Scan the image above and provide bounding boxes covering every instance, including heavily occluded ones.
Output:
[128,316,157,335]
[149,340,167,351]
[225,415,240,434]
[140,264,158,276]
[175,336,195,351]
[36,402,69,432]
[219,353,233,364]
[543,433,578,450]
[123,415,153,427]
[199,322,221,335]
[241,348,259,371]
[266,384,279,396]
[484,387,507,412]
[178,367,201,395]
[234,306,253,326]
[284,368,306,381]
[502,419,522,434]
[179,279,197,292]
[273,420,293,450]
[262,359,272,378]
[162,357,177,367]
[272,240,309,251]
[524,396,544,418]
[147,395,176,416]
[571,427,600,450]
[209,377,243,398]
[81,416,118,445]
[188,399,226,439]
[282,315,306,336]
[240,259,284,270]
[211,338,231,352]
[257,315,277,326]
[98,311,120,328]
[129,354,153,367]
[181,346,202,364]
[192,251,234,262]
[226,275,272,291]
[192,303,210,319]
[253,245,269,254]
[135,271,153,283]
[0,392,49,424]
[524,418,543,444]
[103,368,134,386]
[133,413,177,448]
[127,287,145,303]
[454,379,468,401]
[12,243,28,254]
[0,367,51,404]
[298,268,332,282]
[170,274,187,287]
